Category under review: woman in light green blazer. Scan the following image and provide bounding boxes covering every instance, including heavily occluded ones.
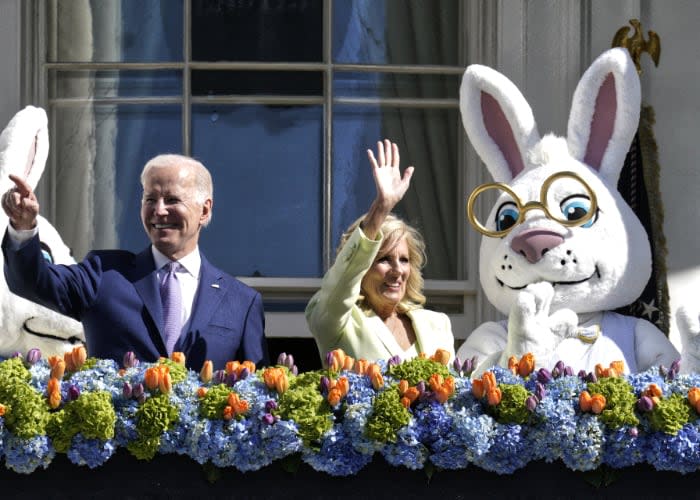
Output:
[306,140,455,364]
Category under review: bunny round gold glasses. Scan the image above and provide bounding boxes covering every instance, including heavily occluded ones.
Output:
[466,171,598,238]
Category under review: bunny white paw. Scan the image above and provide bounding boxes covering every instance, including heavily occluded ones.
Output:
[676,305,700,373]
[503,282,563,366]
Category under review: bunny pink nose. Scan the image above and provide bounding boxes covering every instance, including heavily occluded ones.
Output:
[511,228,564,264]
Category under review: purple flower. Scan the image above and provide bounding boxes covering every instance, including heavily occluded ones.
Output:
[213,370,227,384]
[25,348,41,365]
[238,368,250,380]
[536,368,552,384]
[265,400,278,412]
[262,413,275,425]
[131,383,144,400]
[636,396,654,413]
[122,382,133,399]
[122,351,138,369]
[534,382,546,402]
[525,395,538,412]
[67,385,81,401]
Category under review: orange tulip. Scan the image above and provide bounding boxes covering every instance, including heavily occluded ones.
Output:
[0,404,5,417]
[227,392,241,407]
[342,356,355,371]
[336,376,350,397]
[50,359,66,380]
[118,368,126,377]
[241,361,256,375]
[366,363,381,380]
[610,360,625,375]
[47,377,61,395]
[171,352,186,365]
[262,367,281,389]
[507,356,519,375]
[327,387,343,406]
[71,345,87,370]
[486,387,502,406]
[434,386,451,404]
[429,374,444,392]
[200,360,213,383]
[63,351,76,373]
[431,348,451,366]
[418,352,427,359]
[197,387,208,398]
[159,372,173,394]
[47,355,62,369]
[404,387,420,403]
[48,389,62,409]
[398,380,409,395]
[472,379,485,399]
[233,399,249,416]
[370,371,384,390]
[579,390,593,412]
[144,367,161,391]
[444,376,455,394]
[226,361,240,376]
[400,396,411,409]
[354,359,369,375]
[517,353,535,377]
[591,394,607,414]
[606,367,618,378]
[222,405,234,421]
[688,387,700,408]
[644,384,663,399]
[482,372,497,394]
[274,372,289,394]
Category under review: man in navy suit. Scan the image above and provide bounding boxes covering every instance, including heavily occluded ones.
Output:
[2,154,268,371]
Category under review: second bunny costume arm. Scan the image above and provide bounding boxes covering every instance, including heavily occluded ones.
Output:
[305,225,382,355]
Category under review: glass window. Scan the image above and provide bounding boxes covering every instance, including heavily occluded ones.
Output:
[40,0,466,305]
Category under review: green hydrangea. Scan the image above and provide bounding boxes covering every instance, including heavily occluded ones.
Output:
[492,384,530,425]
[649,393,694,435]
[127,393,179,460]
[0,358,49,438]
[198,384,234,420]
[275,370,332,448]
[388,357,449,387]
[365,386,410,443]
[47,391,116,453]
[587,376,639,429]
[157,358,188,384]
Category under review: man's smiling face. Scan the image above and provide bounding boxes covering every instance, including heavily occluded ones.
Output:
[140,163,211,260]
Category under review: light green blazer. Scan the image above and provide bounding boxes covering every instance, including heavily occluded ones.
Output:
[305,226,455,363]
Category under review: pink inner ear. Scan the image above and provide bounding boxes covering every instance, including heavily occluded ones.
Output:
[583,74,616,171]
[481,91,525,178]
[24,133,38,179]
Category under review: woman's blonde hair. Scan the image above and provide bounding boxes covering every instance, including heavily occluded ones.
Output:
[337,213,427,313]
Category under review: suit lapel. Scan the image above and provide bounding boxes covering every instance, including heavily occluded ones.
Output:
[188,254,226,333]
[130,248,164,337]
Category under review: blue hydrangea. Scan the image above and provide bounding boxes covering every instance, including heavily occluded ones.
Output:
[473,423,531,474]
[560,413,604,471]
[67,434,116,468]
[302,426,373,476]
[645,422,700,474]
[380,420,429,470]
[3,434,55,474]
[602,427,645,468]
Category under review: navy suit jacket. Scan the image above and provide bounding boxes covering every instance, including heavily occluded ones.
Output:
[2,232,268,371]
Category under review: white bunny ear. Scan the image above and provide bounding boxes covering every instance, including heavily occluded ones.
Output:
[0,106,49,193]
[567,48,640,184]
[459,64,540,183]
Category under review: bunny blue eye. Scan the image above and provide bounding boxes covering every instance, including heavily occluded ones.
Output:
[495,202,519,232]
[560,196,596,228]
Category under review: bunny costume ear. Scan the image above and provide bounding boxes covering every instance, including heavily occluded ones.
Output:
[0,106,49,193]
[459,64,541,183]
[567,48,640,184]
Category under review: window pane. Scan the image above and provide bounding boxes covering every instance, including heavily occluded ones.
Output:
[332,105,459,280]
[191,104,323,278]
[50,104,182,259]
[192,71,322,97]
[50,70,182,99]
[191,0,322,63]
[334,72,459,100]
[48,0,182,63]
[333,0,459,66]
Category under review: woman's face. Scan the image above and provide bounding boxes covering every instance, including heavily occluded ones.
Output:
[362,236,411,314]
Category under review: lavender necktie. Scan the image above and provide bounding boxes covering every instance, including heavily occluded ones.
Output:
[160,262,182,355]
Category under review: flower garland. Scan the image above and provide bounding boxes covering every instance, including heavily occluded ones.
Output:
[0,346,700,476]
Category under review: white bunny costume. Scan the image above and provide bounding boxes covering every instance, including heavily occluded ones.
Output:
[456,48,693,375]
[0,106,85,357]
